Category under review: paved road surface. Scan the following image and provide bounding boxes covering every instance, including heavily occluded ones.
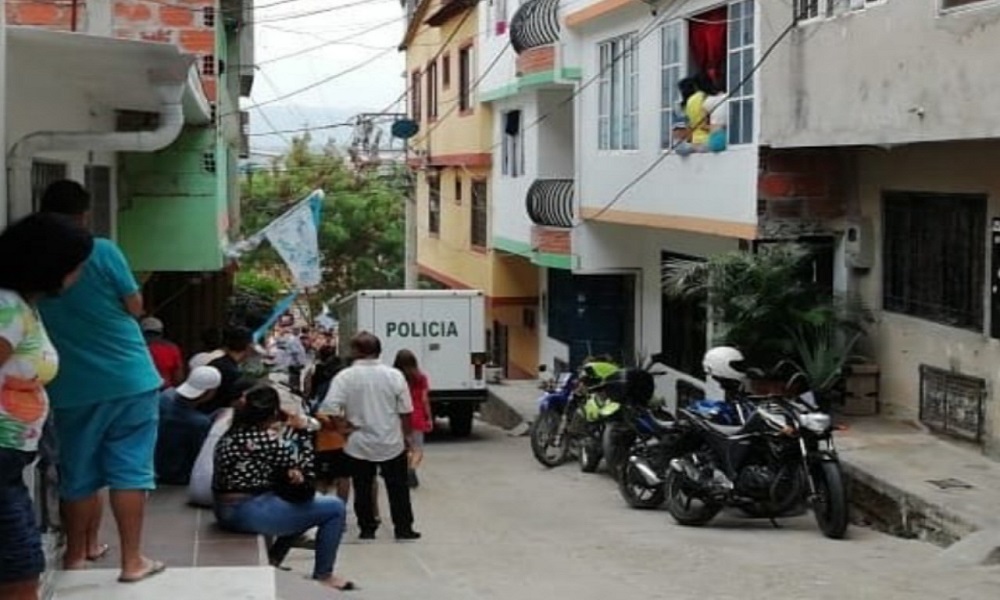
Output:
[280,423,1000,600]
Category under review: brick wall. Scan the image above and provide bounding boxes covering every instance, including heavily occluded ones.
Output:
[114,0,218,101]
[531,225,571,255]
[6,0,81,30]
[7,1,219,102]
[516,45,555,77]
[757,148,847,222]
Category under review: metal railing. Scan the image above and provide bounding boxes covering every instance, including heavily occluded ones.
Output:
[526,178,574,228]
[510,0,561,54]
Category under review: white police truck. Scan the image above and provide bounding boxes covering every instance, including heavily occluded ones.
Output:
[334,289,488,436]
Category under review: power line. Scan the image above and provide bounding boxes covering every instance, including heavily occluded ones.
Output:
[252,0,395,25]
[258,17,402,65]
[581,16,800,227]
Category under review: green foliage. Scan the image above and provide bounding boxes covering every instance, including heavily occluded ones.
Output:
[234,270,285,301]
[240,135,406,305]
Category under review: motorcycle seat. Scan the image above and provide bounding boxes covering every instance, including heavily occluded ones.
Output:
[705,421,743,436]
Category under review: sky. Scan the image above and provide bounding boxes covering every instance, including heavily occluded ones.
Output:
[248,0,407,150]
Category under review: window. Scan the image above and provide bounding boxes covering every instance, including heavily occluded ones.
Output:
[501,110,524,177]
[659,21,685,149]
[883,192,986,331]
[598,34,639,150]
[426,61,439,121]
[471,180,488,248]
[794,0,821,20]
[428,173,441,235]
[85,165,112,238]
[31,160,67,212]
[442,54,451,88]
[202,6,216,28]
[454,175,463,205]
[202,55,216,76]
[410,70,422,121]
[459,46,473,113]
[727,0,755,145]
[942,0,994,9]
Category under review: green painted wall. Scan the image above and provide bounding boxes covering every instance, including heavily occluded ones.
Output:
[117,127,224,272]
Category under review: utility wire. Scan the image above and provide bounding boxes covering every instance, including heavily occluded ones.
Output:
[258,17,402,65]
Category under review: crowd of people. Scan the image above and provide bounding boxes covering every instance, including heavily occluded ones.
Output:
[0,180,434,598]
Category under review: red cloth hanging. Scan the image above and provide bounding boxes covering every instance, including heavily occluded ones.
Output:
[688,7,728,88]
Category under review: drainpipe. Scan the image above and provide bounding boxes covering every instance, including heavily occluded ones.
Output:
[6,83,185,220]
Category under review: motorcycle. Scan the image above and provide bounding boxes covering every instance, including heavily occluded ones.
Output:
[663,392,849,539]
[617,394,748,509]
[529,360,621,471]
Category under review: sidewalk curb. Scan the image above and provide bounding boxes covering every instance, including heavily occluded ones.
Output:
[840,458,977,547]
[480,388,530,432]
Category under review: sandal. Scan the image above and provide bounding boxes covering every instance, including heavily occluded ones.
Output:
[87,543,111,561]
[118,560,166,583]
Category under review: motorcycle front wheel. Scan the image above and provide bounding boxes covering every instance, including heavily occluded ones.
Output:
[618,460,665,509]
[663,471,722,526]
[812,461,849,539]
[530,410,569,468]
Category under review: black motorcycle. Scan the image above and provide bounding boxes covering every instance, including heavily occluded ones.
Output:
[662,393,849,539]
[616,406,682,509]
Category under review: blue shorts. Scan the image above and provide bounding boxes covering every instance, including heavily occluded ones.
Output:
[52,390,159,501]
[0,449,45,583]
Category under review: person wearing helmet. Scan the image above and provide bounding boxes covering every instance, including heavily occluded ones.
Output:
[702,346,749,393]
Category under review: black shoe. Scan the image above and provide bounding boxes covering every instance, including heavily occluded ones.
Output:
[359,530,377,540]
[395,530,421,541]
[407,469,419,489]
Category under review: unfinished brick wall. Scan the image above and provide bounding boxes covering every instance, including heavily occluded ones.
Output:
[7,1,219,102]
[757,148,847,222]
[516,46,556,77]
[114,0,218,101]
[531,226,571,255]
[6,0,82,30]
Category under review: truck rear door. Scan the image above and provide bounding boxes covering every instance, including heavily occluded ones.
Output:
[420,296,471,391]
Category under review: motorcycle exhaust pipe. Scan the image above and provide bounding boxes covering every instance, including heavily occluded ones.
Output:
[628,456,662,486]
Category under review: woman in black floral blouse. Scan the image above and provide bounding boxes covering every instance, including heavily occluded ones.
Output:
[213,385,354,591]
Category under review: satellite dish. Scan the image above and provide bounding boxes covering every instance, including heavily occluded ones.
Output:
[391,119,419,140]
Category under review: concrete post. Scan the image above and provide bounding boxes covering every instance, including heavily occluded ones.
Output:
[404,179,418,289]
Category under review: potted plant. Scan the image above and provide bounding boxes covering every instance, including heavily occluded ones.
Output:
[662,244,827,390]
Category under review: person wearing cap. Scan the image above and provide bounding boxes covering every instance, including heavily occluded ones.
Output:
[141,317,184,389]
[155,367,223,485]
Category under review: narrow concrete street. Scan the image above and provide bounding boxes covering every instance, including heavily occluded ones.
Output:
[279,422,1000,600]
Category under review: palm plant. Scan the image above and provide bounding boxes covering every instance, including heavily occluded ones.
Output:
[662,245,826,373]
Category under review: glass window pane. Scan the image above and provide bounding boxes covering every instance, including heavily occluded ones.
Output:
[729,101,743,144]
[731,1,743,21]
[742,99,754,143]
[728,54,740,95]
[744,1,755,45]
[730,14,741,48]
[742,49,754,96]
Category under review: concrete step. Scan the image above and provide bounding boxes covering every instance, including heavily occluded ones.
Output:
[52,566,275,600]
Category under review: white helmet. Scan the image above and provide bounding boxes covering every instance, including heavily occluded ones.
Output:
[702,346,748,384]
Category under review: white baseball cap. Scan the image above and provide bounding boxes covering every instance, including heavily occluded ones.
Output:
[176,366,222,399]
[140,317,164,333]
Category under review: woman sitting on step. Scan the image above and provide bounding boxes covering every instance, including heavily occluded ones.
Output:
[212,385,355,591]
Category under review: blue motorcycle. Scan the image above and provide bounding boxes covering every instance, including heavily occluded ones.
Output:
[529,370,581,467]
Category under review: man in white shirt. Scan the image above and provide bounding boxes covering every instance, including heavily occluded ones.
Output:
[319,332,420,540]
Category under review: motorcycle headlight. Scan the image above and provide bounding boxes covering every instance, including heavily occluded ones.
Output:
[800,412,831,434]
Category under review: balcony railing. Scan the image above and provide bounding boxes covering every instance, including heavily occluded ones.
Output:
[526,178,574,228]
[510,0,561,54]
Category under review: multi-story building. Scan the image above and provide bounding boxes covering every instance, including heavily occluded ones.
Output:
[401,0,540,378]
[474,0,1000,455]
[4,0,254,352]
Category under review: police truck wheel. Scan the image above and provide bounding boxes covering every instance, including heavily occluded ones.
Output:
[450,405,475,437]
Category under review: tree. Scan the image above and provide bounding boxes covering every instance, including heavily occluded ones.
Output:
[240,135,406,308]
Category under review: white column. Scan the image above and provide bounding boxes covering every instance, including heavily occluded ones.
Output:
[0,5,7,227]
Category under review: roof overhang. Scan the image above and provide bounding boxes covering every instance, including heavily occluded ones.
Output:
[425,0,477,27]
[7,26,211,125]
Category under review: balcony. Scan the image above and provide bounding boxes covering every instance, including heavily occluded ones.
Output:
[510,0,560,54]
[526,178,574,228]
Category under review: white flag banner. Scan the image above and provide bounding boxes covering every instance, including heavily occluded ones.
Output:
[263,198,321,289]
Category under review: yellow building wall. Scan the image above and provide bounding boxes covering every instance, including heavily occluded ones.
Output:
[405,1,540,378]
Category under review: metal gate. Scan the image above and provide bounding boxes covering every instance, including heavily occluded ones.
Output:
[919,365,986,444]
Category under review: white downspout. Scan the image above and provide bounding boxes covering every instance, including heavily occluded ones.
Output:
[6,83,185,220]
